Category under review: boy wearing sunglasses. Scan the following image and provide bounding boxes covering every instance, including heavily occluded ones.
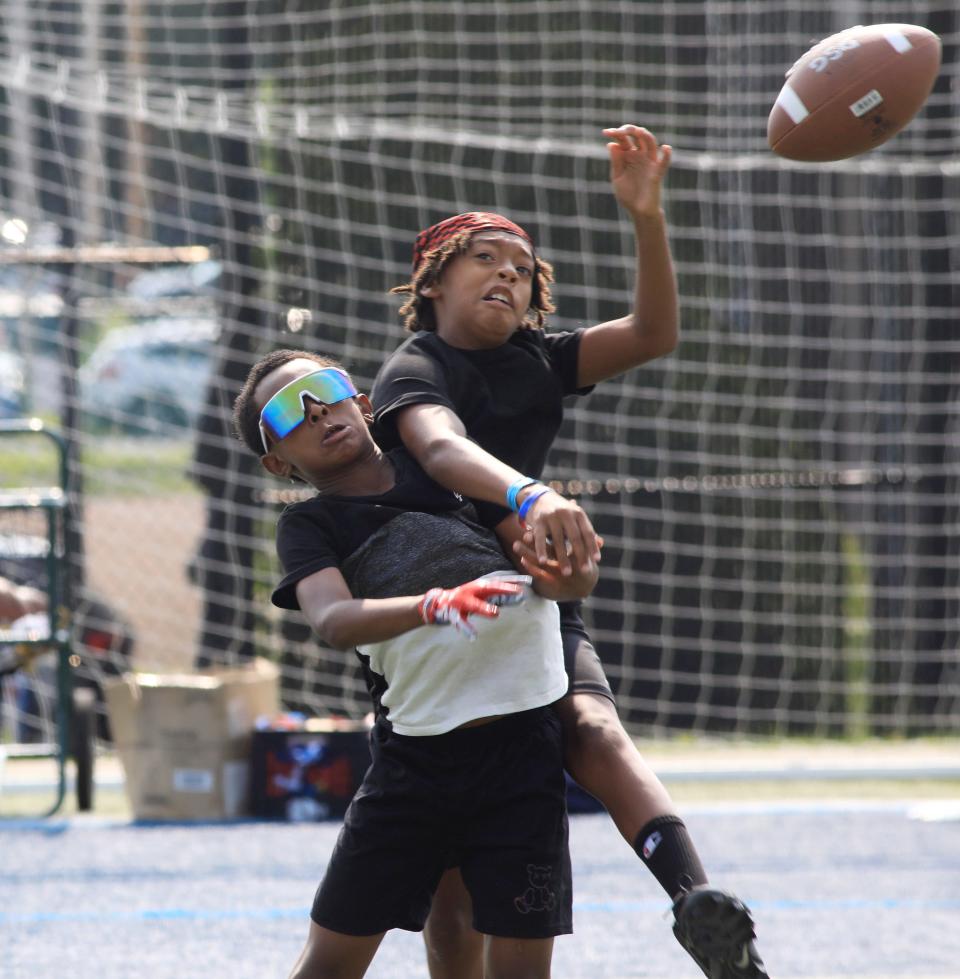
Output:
[233,348,598,979]
[370,125,768,979]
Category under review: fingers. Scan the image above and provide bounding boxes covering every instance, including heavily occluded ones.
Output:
[602,124,672,177]
[462,597,504,618]
[603,124,657,153]
[519,491,600,575]
[530,518,600,577]
[421,574,532,639]
[450,610,479,641]
[483,573,533,588]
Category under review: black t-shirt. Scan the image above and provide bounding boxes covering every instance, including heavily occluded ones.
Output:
[271,448,509,611]
[370,327,592,528]
[270,448,540,728]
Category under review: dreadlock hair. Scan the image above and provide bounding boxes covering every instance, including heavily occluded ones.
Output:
[233,348,342,458]
[389,230,556,333]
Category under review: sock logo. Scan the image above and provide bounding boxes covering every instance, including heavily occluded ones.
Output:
[642,830,662,859]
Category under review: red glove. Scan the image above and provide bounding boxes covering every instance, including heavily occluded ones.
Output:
[418,574,530,640]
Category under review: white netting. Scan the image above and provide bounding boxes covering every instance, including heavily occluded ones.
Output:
[0,0,957,741]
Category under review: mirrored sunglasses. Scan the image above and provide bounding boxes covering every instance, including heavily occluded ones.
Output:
[259,367,358,454]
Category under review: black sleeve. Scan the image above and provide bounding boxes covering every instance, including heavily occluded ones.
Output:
[271,508,341,610]
[370,340,456,449]
[544,328,594,397]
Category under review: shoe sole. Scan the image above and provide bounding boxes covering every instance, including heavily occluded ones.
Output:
[673,888,764,978]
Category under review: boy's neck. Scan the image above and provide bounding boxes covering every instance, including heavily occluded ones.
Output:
[311,447,395,498]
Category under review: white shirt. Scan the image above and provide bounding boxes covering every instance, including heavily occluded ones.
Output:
[358,575,567,737]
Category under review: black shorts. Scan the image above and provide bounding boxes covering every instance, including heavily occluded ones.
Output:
[558,601,615,704]
[311,707,572,940]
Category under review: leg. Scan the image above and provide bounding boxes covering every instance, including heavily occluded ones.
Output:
[287,920,383,979]
[484,935,554,979]
[554,691,677,843]
[422,867,483,979]
[555,692,769,978]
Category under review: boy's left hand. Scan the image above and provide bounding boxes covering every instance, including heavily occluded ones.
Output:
[602,124,672,220]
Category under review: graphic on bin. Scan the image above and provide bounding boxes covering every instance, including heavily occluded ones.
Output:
[251,719,371,821]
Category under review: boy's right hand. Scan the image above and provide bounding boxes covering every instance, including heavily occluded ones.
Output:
[517,488,602,576]
[418,574,530,640]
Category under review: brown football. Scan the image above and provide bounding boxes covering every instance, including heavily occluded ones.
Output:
[768,23,941,162]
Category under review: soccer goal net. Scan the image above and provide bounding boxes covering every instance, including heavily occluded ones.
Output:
[0,1,956,740]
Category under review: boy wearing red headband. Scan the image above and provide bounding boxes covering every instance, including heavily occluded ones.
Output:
[371,125,768,979]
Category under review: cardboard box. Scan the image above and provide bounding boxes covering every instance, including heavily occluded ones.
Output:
[250,717,371,821]
[104,658,279,821]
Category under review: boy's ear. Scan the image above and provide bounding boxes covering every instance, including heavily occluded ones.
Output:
[355,392,375,425]
[261,451,292,480]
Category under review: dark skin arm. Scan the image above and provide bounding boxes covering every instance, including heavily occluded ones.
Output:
[575,125,678,387]
[294,566,427,651]
[396,403,600,576]
[294,564,528,650]
[395,127,675,578]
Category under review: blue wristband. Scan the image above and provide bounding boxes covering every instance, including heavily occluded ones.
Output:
[517,486,551,524]
[506,476,540,512]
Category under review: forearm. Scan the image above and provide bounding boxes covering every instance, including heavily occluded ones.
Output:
[305,595,424,650]
[629,209,678,357]
[416,431,529,507]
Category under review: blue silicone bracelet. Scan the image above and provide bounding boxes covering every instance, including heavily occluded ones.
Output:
[517,486,551,524]
[506,476,540,512]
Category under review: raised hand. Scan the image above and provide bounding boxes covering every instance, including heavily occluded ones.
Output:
[602,124,672,220]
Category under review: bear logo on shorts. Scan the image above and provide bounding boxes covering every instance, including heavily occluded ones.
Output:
[514,864,557,914]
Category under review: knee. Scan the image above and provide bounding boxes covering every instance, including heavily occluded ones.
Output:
[560,696,631,760]
[423,889,482,978]
[424,899,474,948]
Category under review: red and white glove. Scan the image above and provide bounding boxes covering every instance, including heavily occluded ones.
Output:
[417,573,530,640]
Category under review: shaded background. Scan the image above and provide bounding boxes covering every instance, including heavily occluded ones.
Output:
[0,1,957,741]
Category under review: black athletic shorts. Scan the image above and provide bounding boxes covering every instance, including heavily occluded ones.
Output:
[559,601,615,704]
[310,707,572,940]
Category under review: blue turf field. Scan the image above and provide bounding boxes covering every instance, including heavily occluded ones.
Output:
[3,798,959,978]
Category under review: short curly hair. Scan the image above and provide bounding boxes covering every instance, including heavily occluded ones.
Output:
[389,230,555,333]
[233,348,342,458]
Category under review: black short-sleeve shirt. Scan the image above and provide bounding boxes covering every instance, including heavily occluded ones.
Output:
[271,448,509,611]
[370,328,592,527]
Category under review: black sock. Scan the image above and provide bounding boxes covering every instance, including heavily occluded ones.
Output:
[633,815,708,900]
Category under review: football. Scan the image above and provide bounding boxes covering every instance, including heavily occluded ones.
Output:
[767,23,941,162]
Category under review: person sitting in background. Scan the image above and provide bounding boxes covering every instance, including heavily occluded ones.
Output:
[0,576,46,622]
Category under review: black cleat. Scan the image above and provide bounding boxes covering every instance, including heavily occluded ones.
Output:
[672,886,769,978]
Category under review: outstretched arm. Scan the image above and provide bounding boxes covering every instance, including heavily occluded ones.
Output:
[577,124,678,387]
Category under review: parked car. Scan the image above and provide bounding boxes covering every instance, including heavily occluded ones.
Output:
[125,259,222,302]
[78,317,218,436]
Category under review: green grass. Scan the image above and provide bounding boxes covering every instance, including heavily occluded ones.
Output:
[0,437,197,496]
[81,440,197,495]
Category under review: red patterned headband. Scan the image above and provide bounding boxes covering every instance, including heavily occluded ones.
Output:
[412,211,533,272]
